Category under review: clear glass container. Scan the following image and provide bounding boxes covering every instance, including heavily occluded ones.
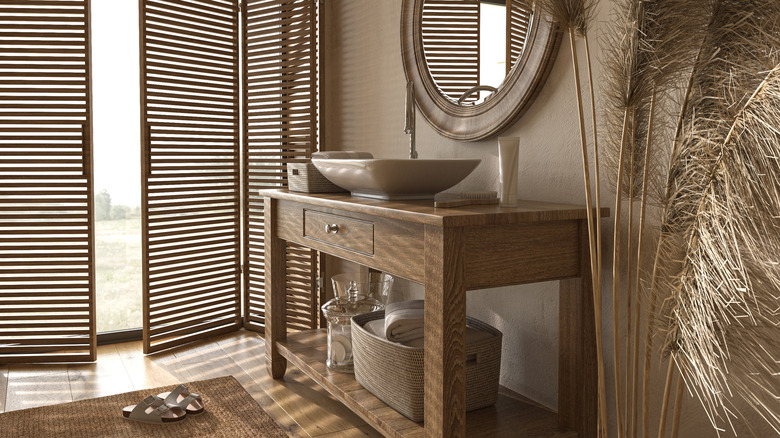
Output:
[331,272,394,305]
[321,278,386,373]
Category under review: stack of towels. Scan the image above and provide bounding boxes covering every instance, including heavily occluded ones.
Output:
[364,300,491,348]
[366,299,426,348]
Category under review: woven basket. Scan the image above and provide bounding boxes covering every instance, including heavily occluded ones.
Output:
[351,310,502,422]
[287,162,347,193]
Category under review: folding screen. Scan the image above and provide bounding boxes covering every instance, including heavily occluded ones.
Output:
[0,0,96,362]
[139,0,242,353]
[0,0,319,360]
[242,0,318,333]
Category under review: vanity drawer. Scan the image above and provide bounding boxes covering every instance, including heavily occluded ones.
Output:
[304,209,374,255]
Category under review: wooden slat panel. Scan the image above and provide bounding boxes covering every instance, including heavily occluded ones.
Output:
[0,0,94,364]
[243,0,318,333]
[506,0,533,75]
[141,0,240,354]
[421,0,479,103]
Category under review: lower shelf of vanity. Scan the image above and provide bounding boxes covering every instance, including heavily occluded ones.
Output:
[277,329,576,438]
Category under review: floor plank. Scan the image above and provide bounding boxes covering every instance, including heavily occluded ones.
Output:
[169,335,245,382]
[5,366,72,412]
[216,331,371,437]
[160,334,309,438]
[114,340,181,390]
[316,426,385,438]
[67,344,135,401]
[0,365,8,413]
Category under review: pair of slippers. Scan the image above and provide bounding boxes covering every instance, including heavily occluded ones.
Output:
[122,384,205,424]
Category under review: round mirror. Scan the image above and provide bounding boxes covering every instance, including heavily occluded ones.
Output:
[401,0,561,141]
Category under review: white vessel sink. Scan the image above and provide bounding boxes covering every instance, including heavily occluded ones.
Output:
[311,158,481,200]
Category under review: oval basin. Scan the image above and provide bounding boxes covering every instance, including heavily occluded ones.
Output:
[311,158,481,200]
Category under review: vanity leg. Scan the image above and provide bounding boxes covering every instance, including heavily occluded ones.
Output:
[559,219,598,437]
[264,197,288,379]
[424,225,467,438]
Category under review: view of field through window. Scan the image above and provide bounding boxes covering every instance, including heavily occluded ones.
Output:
[92,0,142,333]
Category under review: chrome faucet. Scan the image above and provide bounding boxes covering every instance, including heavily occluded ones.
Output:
[403,80,417,159]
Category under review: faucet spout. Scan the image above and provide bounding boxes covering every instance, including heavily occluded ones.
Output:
[404,80,417,159]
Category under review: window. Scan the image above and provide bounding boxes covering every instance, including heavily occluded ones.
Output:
[92,0,142,333]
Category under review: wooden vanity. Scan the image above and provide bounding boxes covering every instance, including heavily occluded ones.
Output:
[260,189,601,438]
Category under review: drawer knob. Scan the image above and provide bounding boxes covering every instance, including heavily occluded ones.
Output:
[325,223,340,234]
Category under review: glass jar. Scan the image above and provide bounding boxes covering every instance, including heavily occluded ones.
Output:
[331,272,394,305]
[321,279,385,373]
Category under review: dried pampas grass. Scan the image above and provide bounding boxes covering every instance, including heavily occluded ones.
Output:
[662,62,780,434]
[544,0,780,435]
[536,0,597,37]
[600,1,704,435]
[653,0,780,434]
[600,0,780,437]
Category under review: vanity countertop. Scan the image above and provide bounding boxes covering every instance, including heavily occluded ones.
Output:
[258,189,609,227]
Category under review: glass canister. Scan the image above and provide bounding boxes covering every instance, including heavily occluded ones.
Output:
[331,272,394,305]
[321,274,392,373]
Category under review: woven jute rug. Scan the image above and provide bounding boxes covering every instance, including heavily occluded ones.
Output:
[0,375,289,437]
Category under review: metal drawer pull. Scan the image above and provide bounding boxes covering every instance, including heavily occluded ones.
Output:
[325,223,339,234]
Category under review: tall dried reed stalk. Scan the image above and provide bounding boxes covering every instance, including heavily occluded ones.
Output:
[535,0,607,435]
[603,1,707,436]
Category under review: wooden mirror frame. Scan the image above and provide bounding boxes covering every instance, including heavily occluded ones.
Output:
[401,0,562,141]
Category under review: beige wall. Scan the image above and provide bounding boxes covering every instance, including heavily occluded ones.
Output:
[321,1,767,436]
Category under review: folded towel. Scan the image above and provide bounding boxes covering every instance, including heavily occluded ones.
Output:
[366,318,424,347]
[400,336,425,349]
[365,319,386,339]
[311,151,374,159]
[385,300,424,344]
[365,316,492,349]
[385,299,424,314]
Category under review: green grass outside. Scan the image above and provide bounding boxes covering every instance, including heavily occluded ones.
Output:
[95,217,142,333]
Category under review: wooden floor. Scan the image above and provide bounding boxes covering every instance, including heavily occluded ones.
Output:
[0,330,383,438]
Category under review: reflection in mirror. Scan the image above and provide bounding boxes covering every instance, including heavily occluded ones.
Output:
[421,0,533,105]
[480,1,507,93]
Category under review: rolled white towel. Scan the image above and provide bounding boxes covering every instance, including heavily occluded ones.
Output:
[311,151,374,159]
[385,300,424,344]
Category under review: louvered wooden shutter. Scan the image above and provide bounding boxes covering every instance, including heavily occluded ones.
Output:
[421,0,480,103]
[140,0,241,353]
[0,0,95,363]
[506,0,532,75]
[243,0,318,333]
